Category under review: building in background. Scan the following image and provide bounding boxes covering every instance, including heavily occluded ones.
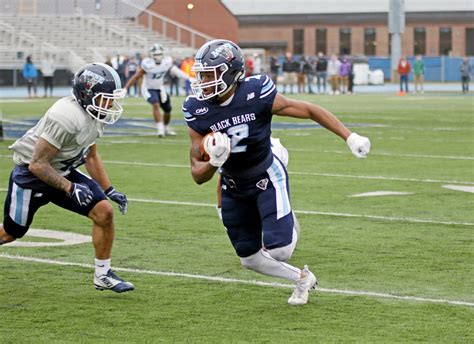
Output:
[219,0,473,57]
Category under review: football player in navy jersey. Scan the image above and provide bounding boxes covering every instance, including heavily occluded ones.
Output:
[183,39,370,305]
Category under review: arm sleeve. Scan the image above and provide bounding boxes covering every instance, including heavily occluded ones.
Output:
[39,115,75,150]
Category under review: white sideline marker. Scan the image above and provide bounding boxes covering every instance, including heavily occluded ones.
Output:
[442,185,474,194]
[0,253,472,308]
[349,191,414,197]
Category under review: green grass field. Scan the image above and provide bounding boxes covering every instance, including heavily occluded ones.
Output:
[0,92,473,343]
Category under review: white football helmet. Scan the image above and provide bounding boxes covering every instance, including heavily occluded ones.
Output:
[149,43,164,64]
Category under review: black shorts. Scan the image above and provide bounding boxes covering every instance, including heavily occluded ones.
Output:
[2,166,107,238]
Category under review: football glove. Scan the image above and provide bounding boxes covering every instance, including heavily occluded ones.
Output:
[68,183,94,207]
[346,133,371,159]
[203,132,231,167]
[105,186,128,215]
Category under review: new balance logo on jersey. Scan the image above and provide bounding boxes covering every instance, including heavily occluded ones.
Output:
[256,178,269,190]
[247,92,255,101]
[195,107,209,115]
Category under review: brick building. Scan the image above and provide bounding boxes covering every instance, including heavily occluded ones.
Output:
[151,0,474,57]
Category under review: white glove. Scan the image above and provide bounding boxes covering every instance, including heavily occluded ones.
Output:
[204,132,231,167]
[346,133,371,158]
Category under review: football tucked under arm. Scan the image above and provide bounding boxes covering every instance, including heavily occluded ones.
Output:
[200,132,231,167]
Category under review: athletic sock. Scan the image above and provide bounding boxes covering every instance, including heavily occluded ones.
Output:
[94,258,111,277]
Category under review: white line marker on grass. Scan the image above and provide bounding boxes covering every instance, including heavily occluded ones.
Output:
[127,197,474,226]
[349,191,414,197]
[442,185,474,194]
[0,253,472,308]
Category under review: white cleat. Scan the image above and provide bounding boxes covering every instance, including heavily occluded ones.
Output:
[288,265,317,306]
[165,128,177,136]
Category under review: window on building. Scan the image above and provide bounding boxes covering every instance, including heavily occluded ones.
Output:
[466,28,474,56]
[414,27,426,55]
[316,28,327,54]
[293,29,304,55]
[364,28,376,55]
[439,27,452,55]
[340,28,351,55]
[388,33,391,55]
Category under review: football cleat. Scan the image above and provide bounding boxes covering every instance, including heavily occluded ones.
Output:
[288,265,317,306]
[94,269,135,293]
[165,128,176,136]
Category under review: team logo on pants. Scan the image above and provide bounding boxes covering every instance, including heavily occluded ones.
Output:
[256,178,269,190]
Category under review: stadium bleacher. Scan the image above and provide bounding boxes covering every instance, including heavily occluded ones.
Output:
[0,0,198,74]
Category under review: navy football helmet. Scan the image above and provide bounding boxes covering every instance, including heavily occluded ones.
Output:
[191,39,245,100]
[149,43,164,64]
[72,62,125,124]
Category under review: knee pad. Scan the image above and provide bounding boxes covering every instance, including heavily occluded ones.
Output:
[266,228,298,262]
[3,216,29,239]
[267,244,294,262]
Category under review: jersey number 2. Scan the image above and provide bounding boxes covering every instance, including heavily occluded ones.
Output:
[227,124,249,153]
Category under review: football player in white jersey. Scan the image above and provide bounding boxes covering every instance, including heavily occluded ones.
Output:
[125,43,193,137]
[0,63,134,293]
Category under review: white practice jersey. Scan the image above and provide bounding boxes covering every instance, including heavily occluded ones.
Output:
[141,56,174,90]
[9,96,105,176]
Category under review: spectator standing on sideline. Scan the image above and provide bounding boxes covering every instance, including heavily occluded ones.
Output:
[40,53,56,98]
[282,52,297,94]
[269,56,280,85]
[245,55,254,77]
[460,57,472,93]
[413,55,425,93]
[339,57,352,94]
[252,54,262,75]
[296,56,306,93]
[301,56,315,94]
[315,52,328,94]
[398,56,411,94]
[180,56,195,96]
[126,57,139,97]
[327,55,341,95]
[168,58,181,96]
[23,55,38,98]
[348,57,355,95]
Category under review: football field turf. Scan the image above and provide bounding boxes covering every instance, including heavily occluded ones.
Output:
[0,93,473,343]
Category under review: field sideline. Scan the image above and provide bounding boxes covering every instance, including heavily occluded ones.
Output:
[0,93,473,343]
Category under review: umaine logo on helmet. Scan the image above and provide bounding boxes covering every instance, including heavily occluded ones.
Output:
[82,70,106,94]
[210,43,234,61]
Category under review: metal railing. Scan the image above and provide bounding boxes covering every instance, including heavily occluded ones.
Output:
[120,0,214,49]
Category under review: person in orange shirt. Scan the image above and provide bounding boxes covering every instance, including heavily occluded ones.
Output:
[181,56,195,96]
[398,56,411,93]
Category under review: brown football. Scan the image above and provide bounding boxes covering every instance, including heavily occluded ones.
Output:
[199,132,214,161]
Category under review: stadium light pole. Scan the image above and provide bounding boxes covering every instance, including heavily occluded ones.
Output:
[388,0,405,82]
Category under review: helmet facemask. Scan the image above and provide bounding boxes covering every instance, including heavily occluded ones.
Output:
[191,63,236,100]
[86,88,126,125]
[150,44,164,64]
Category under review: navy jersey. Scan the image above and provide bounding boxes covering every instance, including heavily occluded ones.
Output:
[183,74,277,179]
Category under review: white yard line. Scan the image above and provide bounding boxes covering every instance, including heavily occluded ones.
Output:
[128,197,474,226]
[0,253,472,308]
[0,189,468,226]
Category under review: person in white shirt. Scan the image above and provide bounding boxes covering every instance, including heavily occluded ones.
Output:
[40,53,56,97]
[125,43,193,137]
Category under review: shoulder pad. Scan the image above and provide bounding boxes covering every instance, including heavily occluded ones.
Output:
[141,58,156,72]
